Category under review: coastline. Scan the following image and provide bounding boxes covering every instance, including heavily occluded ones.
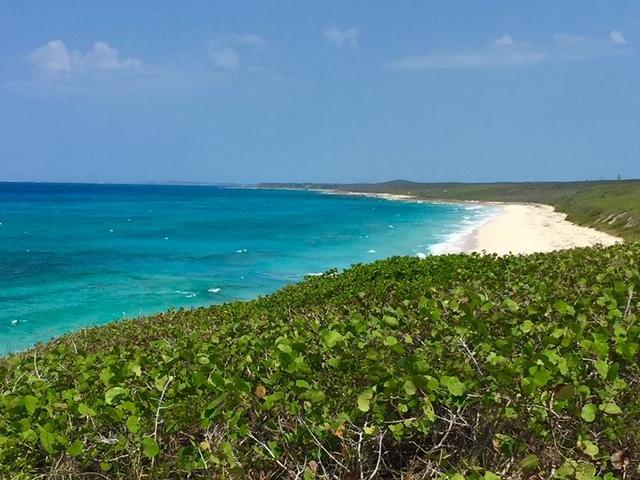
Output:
[319,189,623,255]
[461,203,622,255]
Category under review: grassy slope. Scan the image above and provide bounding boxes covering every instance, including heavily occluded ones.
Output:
[1,244,639,478]
[259,180,640,241]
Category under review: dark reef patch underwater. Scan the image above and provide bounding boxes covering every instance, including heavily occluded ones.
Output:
[1,243,639,479]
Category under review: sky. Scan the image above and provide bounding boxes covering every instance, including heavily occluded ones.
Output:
[1,1,639,184]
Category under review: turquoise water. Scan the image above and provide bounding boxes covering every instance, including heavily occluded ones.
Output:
[0,183,494,354]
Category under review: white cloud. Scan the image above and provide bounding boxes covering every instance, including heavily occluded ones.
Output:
[27,40,72,73]
[390,49,546,70]
[209,43,240,70]
[81,42,142,71]
[493,34,515,47]
[27,40,142,75]
[609,30,627,45]
[388,32,630,71]
[207,33,266,70]
[323,27,359,49]
[14,33,276,94]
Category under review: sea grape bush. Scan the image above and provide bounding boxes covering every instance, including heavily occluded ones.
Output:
[0,244,639,479]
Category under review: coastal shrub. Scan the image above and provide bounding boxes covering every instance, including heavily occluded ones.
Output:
[0,243,639,478]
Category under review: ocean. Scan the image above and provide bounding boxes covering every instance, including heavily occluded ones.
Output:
[0,183,496,354]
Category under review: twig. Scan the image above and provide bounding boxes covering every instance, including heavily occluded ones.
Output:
[293,456,307,480]
[427,411,456,454]
[458,337,483,374]
[11,371,28,391]
[357,425,365,480]
[153,376,174,440]
[33,351,42,380]
[300,418,348,470]
[318,459,332,480]
[247,432,295,476]
[624,286,634,319]
[368,432,385,480]
[197,444,210,475]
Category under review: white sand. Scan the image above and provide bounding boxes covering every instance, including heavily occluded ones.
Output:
[465,203,621,255]
[321,189,622,255]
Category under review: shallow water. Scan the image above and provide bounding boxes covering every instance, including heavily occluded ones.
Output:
[0,183,494,353]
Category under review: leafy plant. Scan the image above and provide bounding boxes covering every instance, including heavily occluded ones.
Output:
[0,243,638,478]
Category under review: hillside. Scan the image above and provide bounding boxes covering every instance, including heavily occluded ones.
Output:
[259,180,640,242]
[1,243,639,478]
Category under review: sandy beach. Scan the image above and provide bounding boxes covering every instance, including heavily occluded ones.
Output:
[464,203,621,255]
[321,189,622,255]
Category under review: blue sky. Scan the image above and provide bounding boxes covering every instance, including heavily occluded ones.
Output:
[1,1,639,184]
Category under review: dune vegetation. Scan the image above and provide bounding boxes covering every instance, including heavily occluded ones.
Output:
[1,242,639,479]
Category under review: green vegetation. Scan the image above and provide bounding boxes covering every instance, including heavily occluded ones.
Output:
[260,180,640,241]
[1,243,639,478]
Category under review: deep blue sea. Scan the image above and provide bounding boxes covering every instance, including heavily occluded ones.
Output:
[0,183,495,354]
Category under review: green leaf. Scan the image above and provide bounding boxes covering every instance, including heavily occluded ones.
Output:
[599,401,622,415]
[519,454,539,471]
[23,395,39,415]
[67,440,83,457]
[383,336,398,346]
[299,389,326,403]
[554,300,575,315]
[104,387,127,405]
[326,358,339,368]
[126,415,140,433]
[594,359,609,379]
[555,461,575,478]
[129,363,142,376]
[555,384,576,401]
[154,376,169,391]
[502,298,519,312]
[440,376,465,396]
[357,388,374,412]
[383,315,399,327]
[141,437,160,458]
[38,428,56,454]
[295,379,311,389]
[413,359,429,373]
[532,367,551,386]
[520,320,534,333]
[262,391,285,410]
[78,403,96,417]
[403,379,417,396]
[575,462,596,480]
[323,330,344,348]
[581,403,597,422]
[99,367,115,386]
[422,397,435,422]
[581,440,599,458]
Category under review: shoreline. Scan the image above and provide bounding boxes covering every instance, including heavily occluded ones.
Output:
[318,188,623,255]
[461,203,622,255]
[318,188,494,208]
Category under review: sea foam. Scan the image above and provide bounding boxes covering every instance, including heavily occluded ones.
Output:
[428,206,500,255]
